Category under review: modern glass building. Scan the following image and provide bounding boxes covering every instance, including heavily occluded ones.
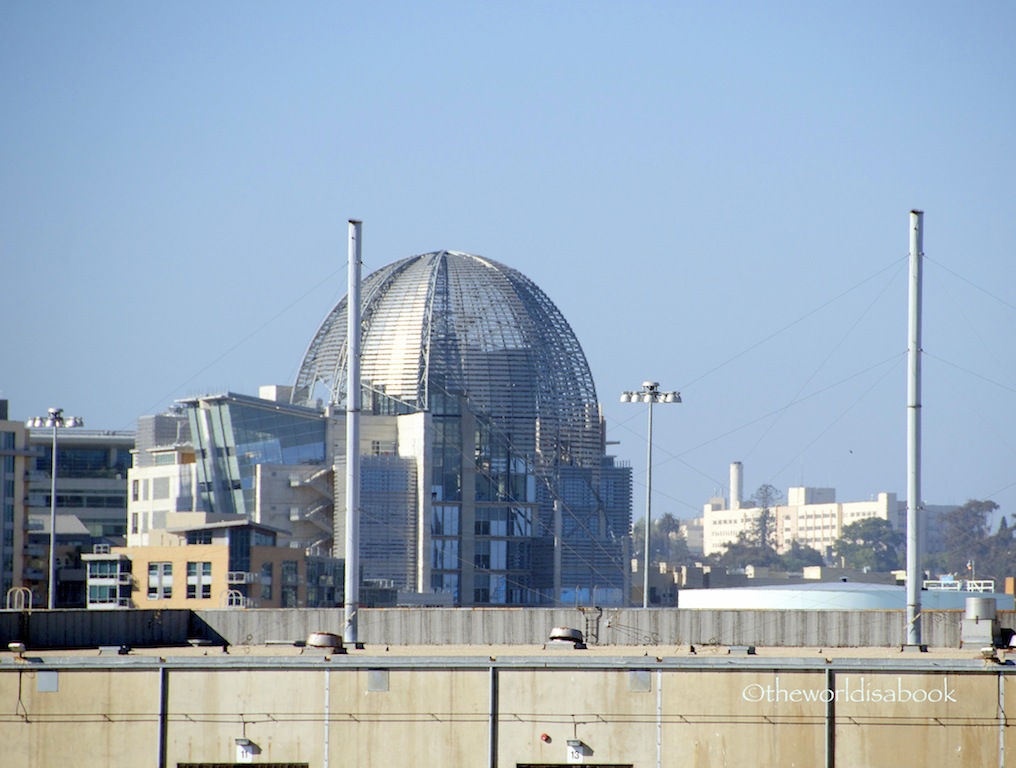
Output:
[181,392,326,519]
[293,251,631,606]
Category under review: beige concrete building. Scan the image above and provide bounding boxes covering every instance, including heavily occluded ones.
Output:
[83,512,343,610]
[1,640,1013,768]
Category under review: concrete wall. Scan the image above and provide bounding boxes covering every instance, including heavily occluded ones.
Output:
[0,655,1012,768]
[2,607,1012,650]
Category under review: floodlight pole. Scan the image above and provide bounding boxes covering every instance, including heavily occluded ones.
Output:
[344,220,362,645]
[26,408,83,609]
[906,210,924,647]
[620,382,681,608]
[643,398,654,609]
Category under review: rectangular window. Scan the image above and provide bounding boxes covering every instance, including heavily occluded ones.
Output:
[87,560,119,578]
[430,505,460,536]
[131,480,140,502]
[510,507,532,537]
[88,584,120,604]
[431,539,459,570]
[147,562,173,599]
[490,540,507,570]
[152,477,170,500]
[186,561,212,599]
[260,562,273,600]
[474,540,490,570]
[430,573,459,600]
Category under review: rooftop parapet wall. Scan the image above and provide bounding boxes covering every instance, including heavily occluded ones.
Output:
[2,607,1010,650]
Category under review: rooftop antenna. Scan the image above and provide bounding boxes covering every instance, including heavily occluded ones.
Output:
[344,219,362,645]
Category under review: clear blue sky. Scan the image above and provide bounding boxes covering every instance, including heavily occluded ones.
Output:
[3,2,1014,522]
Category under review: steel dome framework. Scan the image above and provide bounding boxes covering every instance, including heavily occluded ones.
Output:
[294,250,603,470]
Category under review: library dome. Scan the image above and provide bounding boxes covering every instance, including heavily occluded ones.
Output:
[294,250,601,467]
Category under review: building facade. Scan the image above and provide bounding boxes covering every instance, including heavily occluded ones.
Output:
[2,644,1013,768]
[84,511,343,610]
[0,400,31,603]
[23,426,133,606]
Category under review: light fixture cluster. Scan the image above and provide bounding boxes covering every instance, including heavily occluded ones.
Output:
[26,407,84,429]
[619,381,681,404]
[618,380,681,608]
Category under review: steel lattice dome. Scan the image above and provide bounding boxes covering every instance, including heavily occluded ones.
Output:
[294,250,602,468]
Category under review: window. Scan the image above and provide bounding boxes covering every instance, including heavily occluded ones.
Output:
[89,584,120,605]
[281,585,298,607]
[431,539,459,570]
[431,505,460,535]
[152,477,170,500]
[260,562,273,600]
[131,480,140,502]
[186,561,212,599]
[88,560,120,578]
[430,573,459,600]
[186,530,213,545]
[147,562,172,599]
[474,541,490,570]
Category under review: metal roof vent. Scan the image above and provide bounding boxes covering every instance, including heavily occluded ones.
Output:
[306,632,344,651]
[547,626,586,649]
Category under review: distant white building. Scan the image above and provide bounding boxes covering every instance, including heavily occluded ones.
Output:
[697,462,954,560]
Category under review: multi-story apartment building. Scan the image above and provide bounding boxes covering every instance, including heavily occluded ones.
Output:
[83,510,343,609]
[0,400,31,603]
[23,422,133,606]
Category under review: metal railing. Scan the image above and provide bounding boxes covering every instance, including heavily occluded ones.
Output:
[923,579,996,593]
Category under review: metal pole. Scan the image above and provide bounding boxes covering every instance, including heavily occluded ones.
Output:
[643,398,653,609]
[344,219,362,645]
[824,667,836,768]
[48,424,58,610]
[158,666,170,768]
[906,209,924,647]
[488,665,499,768]
[553,499,562,605]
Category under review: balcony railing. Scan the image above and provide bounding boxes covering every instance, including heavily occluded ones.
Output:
[227,571,261,585]
[923,579,996,593]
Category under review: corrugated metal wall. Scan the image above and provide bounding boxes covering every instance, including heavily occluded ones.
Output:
[2,607,1010,649]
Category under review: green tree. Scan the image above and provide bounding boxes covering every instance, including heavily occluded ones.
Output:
[832,517,903,572]
[746,483,783,550]
[926,499,1009,583]
[632,512,692,568]
[780,540,826,571]
[715,484,785,569]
